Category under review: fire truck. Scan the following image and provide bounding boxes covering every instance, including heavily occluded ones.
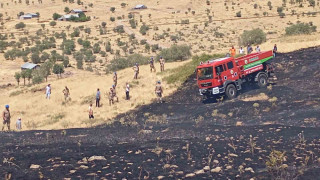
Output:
[197,50,275,99]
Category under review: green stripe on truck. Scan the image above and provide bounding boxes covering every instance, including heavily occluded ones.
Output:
[244,56,273,69]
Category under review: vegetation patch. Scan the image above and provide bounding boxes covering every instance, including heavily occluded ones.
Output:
[239,28,266,46]
[285,22,317,35]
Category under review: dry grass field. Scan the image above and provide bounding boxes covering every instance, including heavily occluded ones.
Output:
[0,0,320,130]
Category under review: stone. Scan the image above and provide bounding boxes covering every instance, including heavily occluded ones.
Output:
[195,169,204,174]
[211,167,222,173]
[79,165,89,169]
[203,166,210,171]
[213,160,219,164]
[245,167,255,173]
[88,156,106,161]
[229,153,238,157]
[185,173,195,177]
[69,170,76,174]
[158,176,165,179]
[205,137,210,141]
[30,164,41,169]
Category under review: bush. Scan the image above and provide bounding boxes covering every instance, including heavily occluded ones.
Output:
[110,7,115,13]
[285,23,317,35]
[15,22,26,29]
[110,17,115,22]
[113,25,125,33]
[32,69,44,84]
[52,13,61,20]
[236,11,241,17]
[106,54,149,73]
[139,24,149,35]
[49,21,57,27]
[101,22,106,28]
[158,44,191,62]
[239,28,266,46]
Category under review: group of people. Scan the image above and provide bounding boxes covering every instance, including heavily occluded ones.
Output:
[229,44,278,57]
[133,56,166,79]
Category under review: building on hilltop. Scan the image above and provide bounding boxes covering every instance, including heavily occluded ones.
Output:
[58,14,79,21]
[133,4,147,9]
[21,62,40,70]
[25,13,39,18]
[70,9,87,14]
[19,15,32,20]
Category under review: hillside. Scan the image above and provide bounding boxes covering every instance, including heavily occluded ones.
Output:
[1,46,320,179]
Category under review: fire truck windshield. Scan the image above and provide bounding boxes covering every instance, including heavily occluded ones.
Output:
[197,67,213,80]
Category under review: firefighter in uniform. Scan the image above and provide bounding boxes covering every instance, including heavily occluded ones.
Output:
[150,57,156,72]
[108,88,114,106]
[155,81,163,103]
[159,56,165,72]
[112,85,119,103]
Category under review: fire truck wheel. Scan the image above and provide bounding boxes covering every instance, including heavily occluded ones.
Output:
[257,74,268,88]
[225,84,237,99]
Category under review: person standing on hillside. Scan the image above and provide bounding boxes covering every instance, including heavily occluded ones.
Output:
[113,72,118,87]
[112,85,119,103]
[255,45,261,52]
[16,117,22,131]
[96,88,101,107]
[125,82,130,100]
[88,104,94,120]
[239,47,244,54]
[45,84,51,99]
[108,88,114,106]
[229,46,236,57]
[155,81,163,103]
[273,44,278,57]
[133,63,139,79]
[150,57,156,72]
[247,44,253,54]
[62,86,70,101]
[2,105,11,131]
[159,56,165,72]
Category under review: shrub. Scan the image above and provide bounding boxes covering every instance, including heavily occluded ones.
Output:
[239,28,266,46]
[52,63,64,78]
[139,24,149,35]
[129,19,136,28]
[110,17,115,22]
[15,22,26,29]
[49,21,57,27]
[158,44,191,62]
[32,69,44,84]
[113,25,125,33]
[110,7,115,13]
[52,13,61,20]
[285,23,317,35]
[101,22,106,28]
[236,11,241,17]
[106,54,149,73]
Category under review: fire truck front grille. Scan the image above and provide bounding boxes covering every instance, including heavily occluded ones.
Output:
[201,82,212,87]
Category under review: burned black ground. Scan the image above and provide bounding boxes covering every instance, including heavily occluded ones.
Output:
[1,47,320,179]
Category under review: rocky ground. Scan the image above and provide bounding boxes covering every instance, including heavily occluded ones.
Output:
[1,47,320,179]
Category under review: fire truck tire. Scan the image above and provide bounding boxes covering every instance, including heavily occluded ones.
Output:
[225,84,237,99]
[257,73,268,88]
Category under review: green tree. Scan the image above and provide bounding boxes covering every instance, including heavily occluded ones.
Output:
[240,28,266,46]
[40,52,50,62]
[31,52,41,64]
[64,7,70,13]
[14,72,21,85]
[52,63,64,78]
[63,56,69,67]
[15,22,26,29]
[52,13,61,20]
[50,21,57,27]
[139,24,149,35]
[110,7,115,13]
[101,22,106,28]
[26,69,33,84]
[32,69,44,84]
[40,61,52,82]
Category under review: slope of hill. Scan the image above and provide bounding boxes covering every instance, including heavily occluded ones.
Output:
[1,46,319,179]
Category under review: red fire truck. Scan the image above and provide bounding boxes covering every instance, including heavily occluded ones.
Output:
[197,50,275,99]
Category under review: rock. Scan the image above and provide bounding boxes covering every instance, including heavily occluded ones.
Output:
[170,165,178,169]
[139,130,152,134]
[213,160,219,164]
[226,165,232,170]
[185,173,195,178]
[79,165,89,169]
[203,166,210,171]
[205,137,210,141]
[245,167,255,173]
[236,121,243,126]
[195,169,204,174]
[217,154,221,158]
[158,176,165,180]
[88,156,106,161]
[211,167,222,173]
[30,164,41,169]
[229,153,238,157]
[163,164,170,169]
[69,170,76,174]
[175,171,184,175]
[281,164,288,169]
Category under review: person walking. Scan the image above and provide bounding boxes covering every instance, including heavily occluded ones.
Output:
[88,104,94,120]
[96,88,101,107]
[125,82,130,100]
[150,57,156,72]
[155,81,163,103]
[159,56,165,72]
[2,105,11,131]
[255,45,261,52]
[62,86,70,101]
[112,85,119,103]
[229,46,236,57]
[45,84,51,99]
[133,63,139,79]
[239,47,244,54]
[273,44,278,57]
[108,88,114,106]
[16,117,22,131]
[113,72,117,87]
